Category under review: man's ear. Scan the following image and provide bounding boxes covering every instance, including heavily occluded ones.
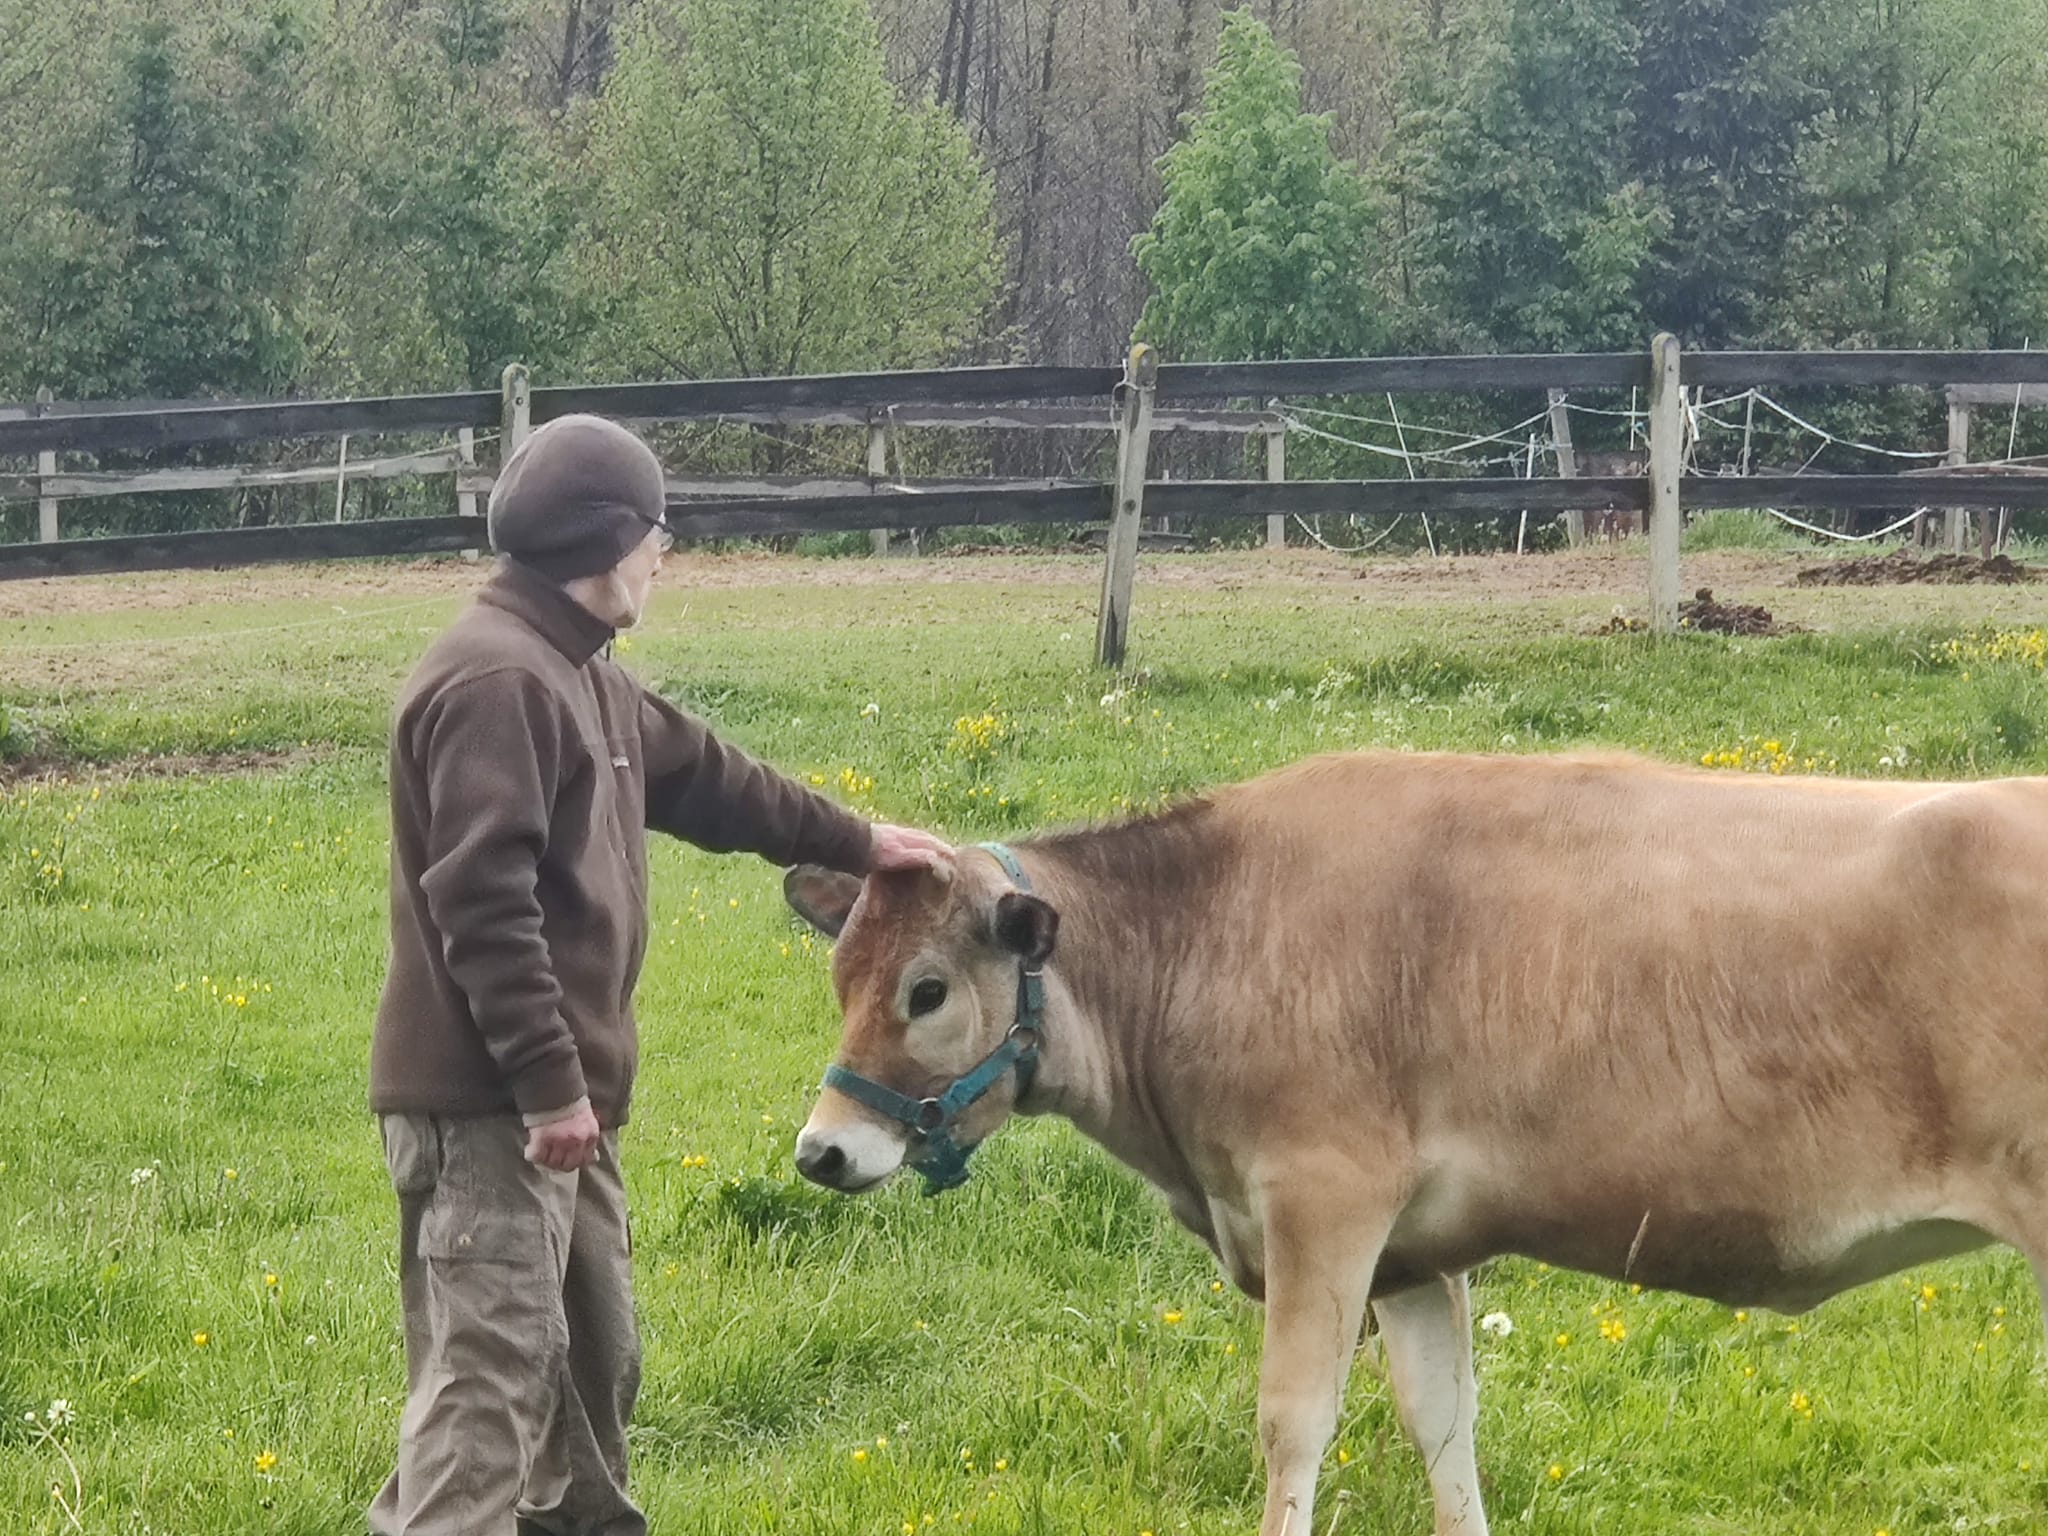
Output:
[993,891,1059,966]
[784,866,863,938]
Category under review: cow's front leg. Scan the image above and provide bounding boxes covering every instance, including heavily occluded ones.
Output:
[1255,1166,1396,1536]
[1375,1273,1488,1536]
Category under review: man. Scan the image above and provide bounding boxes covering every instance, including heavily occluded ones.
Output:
[368,414,947,1535]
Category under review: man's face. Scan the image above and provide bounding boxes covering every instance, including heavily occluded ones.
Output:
[614,523,669,628]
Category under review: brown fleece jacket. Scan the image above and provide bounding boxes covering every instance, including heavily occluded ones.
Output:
[371,560,873,1127]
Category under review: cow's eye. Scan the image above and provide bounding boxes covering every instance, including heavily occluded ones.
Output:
[908,978,949,1018]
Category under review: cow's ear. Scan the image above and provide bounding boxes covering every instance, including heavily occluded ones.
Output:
[993,891,1059,966]
[784,866,862,938]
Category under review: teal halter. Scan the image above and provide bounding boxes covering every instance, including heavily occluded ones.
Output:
[819,843,1046,1196]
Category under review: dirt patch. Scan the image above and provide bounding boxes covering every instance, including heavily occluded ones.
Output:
[1681,588,1798,636]
[1795,550,2041,587]
[1597,589,1798,637]
[0,546,1817,616]
[0,746,320,789]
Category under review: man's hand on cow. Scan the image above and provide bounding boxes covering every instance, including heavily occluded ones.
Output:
[869,823,954,874]
[525,1101,602,1171]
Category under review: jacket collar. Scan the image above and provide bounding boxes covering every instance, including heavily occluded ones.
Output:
[476,558,615,665]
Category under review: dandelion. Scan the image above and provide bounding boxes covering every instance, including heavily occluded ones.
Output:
[1554,1333,1571,1348]
[1480,1312,1514,1338]
[1548,1464,1564,1482]
[1336,1447,1351,1465]
[1599,1318,1627,1343]
[853,1449,869,1464]
[1734,1311,1747,1323]
[993,1459,1007,1472]
[223,1168,237,1181]
[193,1332,210,1348]
[46,1400,73,1428]
[1788,1391,1812,1418]
[1211,1280,1224,1293]
[254,1450,278,1474]
[1162,1310,1183,1325]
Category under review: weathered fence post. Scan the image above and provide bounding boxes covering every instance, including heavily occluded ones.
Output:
[457,427,479,518]
[1648,333,1684,635]
[1095,343,1156,667]
[868,416,891,557]
[34,386,57,543]
[1263,423,1285,550]
[1547,388,1583,547]
[1944,392,1971,555]
[456,426,483,561]
[500,363,532,464]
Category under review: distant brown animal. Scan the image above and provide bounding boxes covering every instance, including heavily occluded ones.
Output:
[786,750,2048,1535]
[1573,450,1646,539]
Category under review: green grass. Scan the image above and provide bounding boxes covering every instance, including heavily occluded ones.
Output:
[1,551,2046,1534]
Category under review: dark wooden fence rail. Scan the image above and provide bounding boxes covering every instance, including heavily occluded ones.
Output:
[6,341,2048,658]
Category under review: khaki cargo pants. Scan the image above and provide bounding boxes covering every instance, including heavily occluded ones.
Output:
[369,1114,646,1536]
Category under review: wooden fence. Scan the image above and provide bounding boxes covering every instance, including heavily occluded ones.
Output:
[5,340,2048,661]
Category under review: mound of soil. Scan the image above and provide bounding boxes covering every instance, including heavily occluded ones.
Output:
[1597,589,1797,637]
[1796,549,2039,586]
[1682,588,1795,636]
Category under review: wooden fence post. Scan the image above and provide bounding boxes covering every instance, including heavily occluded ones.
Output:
[1095,343,1156,667]
[34,387,57,543]
[868,416,890,556]
[456,426,482,562]
[1547,388,1583,547]
[501,363,531,464]
[457,427,479,518]
[1944,394,1971,555]
[1263,424,1285,550]
[1648,333,1683,635]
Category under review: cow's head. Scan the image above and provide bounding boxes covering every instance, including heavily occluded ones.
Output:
[784,851,1058,1195]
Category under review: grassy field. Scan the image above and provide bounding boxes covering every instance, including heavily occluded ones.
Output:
[1,542,2045,1535]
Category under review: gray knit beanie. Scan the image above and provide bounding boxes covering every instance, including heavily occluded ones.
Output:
[487,414,668,582]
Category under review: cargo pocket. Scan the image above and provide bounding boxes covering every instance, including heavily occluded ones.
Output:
[379,1114,440,1197]
[418,1116,547,1263]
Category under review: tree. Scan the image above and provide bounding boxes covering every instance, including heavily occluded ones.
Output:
[1,8,309,399]
[1628,0,1819,346]
[1131,9,1384,360]
[290,0,585,392]
[1772,0,2048,348]
[575,0,1002,379]
[1385,0,1667,351]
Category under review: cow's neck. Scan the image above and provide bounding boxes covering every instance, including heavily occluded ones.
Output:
[1010,828,1222,1207]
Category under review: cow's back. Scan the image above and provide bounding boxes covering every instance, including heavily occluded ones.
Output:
[1180,752,2048,1305]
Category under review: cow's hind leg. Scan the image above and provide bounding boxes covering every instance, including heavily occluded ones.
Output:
[1375,1274,1488,1536]
[1255,1163,1398,1536]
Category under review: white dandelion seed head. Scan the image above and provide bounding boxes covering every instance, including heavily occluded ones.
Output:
[1480,1312,1514,1337]
[46,1400,72,1426]
[129,1166,156,1187]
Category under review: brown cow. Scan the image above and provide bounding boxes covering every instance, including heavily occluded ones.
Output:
[784,749,2048,1536]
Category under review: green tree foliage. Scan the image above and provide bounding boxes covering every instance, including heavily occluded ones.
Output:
[1130,9,1383,360]
[1,8,308,399]
[1628,0,1818,346]
[1386,0,1668,351]
[576,0,1001,379]
[294,0,584,391]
